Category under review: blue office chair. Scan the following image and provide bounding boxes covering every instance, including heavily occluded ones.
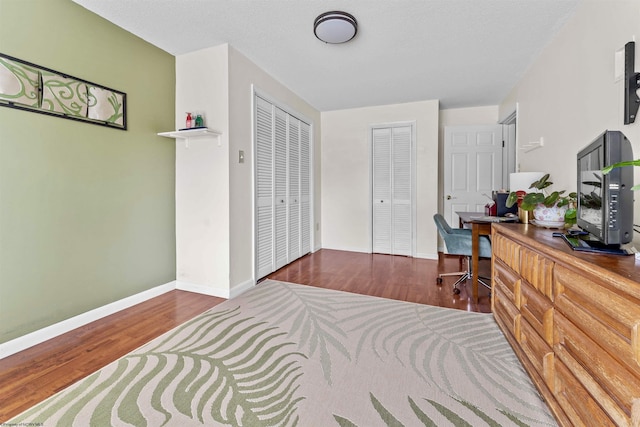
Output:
[433,213,492,294]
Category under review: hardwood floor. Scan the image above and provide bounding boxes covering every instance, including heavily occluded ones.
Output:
[0,290,225,422]
[266,249,492,312]
[0,249,490,422]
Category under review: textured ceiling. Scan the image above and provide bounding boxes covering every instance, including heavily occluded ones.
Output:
[72,0,580,111]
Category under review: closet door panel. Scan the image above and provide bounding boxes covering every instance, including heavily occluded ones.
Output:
[255,97,274,278]
[288,117,300,261]
[392,126,412,256]
[255,94,312,280]
[300,122,311,254]
[274,108,288,269]
[371,125,413,256]
[372,128,392,253]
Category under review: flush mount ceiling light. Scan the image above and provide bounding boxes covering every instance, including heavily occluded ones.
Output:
[314,11,358,44]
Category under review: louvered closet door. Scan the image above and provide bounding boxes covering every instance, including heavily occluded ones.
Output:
[299,122,311,254]
[255,94,312,280]
[391,127,412,256]
[288,117,301,261]
[372,128,392,253]
[255,98,274,278]
[274,107,288,270]
[372,125,413,256]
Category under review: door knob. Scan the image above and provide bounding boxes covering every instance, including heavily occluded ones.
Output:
[446,195,452,200]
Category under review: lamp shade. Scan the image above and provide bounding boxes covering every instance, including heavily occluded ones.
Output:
[509,172,545,193]
[314,11,358,44]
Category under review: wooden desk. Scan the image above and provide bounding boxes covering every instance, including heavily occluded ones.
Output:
[456,212,492,302]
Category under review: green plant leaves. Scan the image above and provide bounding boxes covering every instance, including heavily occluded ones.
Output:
[505,192,519,208]
[602,160,640,189]
[508,172,577,215]
[520,192,544,210]
[529,173,552,190]
[602,159,640,175]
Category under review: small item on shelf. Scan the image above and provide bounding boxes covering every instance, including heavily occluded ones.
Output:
[195,114,204,127]
[185,112,192,128]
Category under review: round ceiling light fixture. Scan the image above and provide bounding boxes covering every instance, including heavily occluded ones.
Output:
[314,11,358,44]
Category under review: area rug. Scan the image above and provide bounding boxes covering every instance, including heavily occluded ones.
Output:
[9,280,556,426]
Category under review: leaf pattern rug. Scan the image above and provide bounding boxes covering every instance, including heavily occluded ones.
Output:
[9,280,557,426]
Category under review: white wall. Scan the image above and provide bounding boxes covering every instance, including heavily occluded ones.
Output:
[321,100,440,258]
[439,106,500,128]
[500,1,640,224]
[227,47,322,290]
[175,45,322,296]
[175,45,230,295]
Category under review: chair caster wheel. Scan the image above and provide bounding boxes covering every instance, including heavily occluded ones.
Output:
[453,288,461,295]
[437,277,443,284]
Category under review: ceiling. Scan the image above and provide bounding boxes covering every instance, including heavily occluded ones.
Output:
[72,0,580,112]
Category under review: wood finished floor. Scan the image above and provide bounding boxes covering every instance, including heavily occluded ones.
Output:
[0,249,491,422]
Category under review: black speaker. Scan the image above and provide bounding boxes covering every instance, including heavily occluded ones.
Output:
[493,192,518,217]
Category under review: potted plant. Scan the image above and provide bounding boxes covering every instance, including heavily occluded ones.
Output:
[603,159,640,190]
[506,173,577,226]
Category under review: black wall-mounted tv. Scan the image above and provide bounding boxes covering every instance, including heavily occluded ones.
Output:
[576,130,634,245]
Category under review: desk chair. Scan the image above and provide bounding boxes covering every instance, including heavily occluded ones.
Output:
[433,213,492,294]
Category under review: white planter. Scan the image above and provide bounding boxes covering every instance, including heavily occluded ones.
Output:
[533,203,567,223]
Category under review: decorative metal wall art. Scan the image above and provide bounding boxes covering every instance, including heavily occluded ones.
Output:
[0,52,126,130]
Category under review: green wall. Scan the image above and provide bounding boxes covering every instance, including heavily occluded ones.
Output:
[0,0,176,343]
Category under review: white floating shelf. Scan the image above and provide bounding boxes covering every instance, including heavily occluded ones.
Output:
[157,128,221,139]
[520,137,544,153]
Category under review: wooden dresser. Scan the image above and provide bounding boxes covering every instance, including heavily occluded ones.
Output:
[491,224,640,427]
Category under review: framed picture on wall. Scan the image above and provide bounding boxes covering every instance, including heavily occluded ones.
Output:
[0,52,127,130]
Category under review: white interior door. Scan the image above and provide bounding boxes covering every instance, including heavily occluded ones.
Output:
[288,117,300,261]
[443,125,504,227]
[372,124,414,256]
[255,93,312,280]
[255,97,274,279]
[391,126,412,256]
[372,128,392,254]
[274,108,288,270]
[300,122,311,255]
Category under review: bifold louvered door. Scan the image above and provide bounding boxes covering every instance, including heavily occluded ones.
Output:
[255,95,311,279]
[372,125,413,256]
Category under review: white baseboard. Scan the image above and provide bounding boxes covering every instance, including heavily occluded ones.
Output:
[320,245,372,254]
[320,246,439,260]
[175,280,230,298]
[176,279,257,299]
[230,279,255,298]
[0,281,176,360]
[415,252,439,260]
[0,277,260,360]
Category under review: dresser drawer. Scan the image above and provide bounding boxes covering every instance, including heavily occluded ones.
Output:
[519,246,554,300]
[555,264,640,378]
[494,283,520,342]
[492,233,521,272]
[552,356,616,427]
[520,279,553,345]
[520,318,553,382]
[554,312,640,425]
[493,259,520,307]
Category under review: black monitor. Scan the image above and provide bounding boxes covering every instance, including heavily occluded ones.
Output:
[576,130,634,245]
